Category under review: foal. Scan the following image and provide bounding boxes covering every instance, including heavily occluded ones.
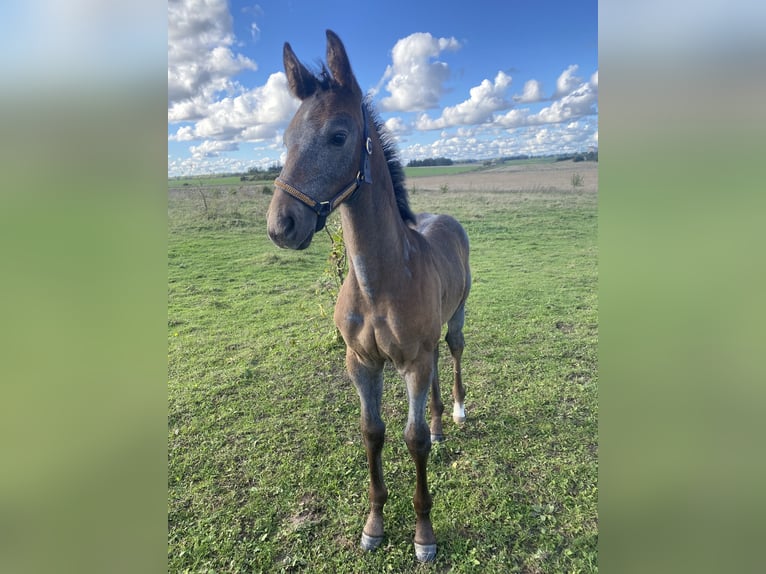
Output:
[267,30,471,562]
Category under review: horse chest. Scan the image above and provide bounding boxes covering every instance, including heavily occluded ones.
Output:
[336,299,436,365]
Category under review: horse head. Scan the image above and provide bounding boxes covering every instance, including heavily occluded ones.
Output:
[267,30,370,250]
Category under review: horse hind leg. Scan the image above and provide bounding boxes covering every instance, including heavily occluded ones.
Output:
[446,304,466,424]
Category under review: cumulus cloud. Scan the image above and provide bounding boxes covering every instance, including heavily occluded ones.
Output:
[415,71,512,130]
[514,79,544,103]
[384,116,412,137]
[530,73,597,124]
[410,65,596,134]
[378,32,461,112]
[496,108,531,128]
[553,64,583,99]
[168,0,257,109]
[496,66,598,128]
[398,119,597,164]
[395,64,598,163]
[189,140,239,159]
[169,71,299,142]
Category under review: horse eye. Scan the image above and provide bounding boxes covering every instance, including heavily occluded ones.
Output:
[331,132,347,146]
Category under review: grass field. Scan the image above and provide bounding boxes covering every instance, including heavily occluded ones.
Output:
[167,165,482,187]
[168,176,598,572]
[168,175,249,188]
[167,157,565,188]
[403,164,484,177]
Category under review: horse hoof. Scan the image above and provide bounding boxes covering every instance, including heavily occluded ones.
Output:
[453,403,466,424]
[452,415,466,424]
[431,433,445,443]
[414,542,437,562]
[360,532,383,552]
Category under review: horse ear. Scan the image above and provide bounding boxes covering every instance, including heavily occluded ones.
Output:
[283,42,316,100]
[326,30,360,93]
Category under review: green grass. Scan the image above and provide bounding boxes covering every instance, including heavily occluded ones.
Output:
[402,157,560,178]
[168,183,598,572]
[168,175,259,188]
[497,157,558,166]
[167,158,560,188]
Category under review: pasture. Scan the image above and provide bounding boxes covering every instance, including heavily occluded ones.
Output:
[404,164,483,177]
[168,162,598,572]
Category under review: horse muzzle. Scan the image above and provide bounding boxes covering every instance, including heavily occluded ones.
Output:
[266,200,316,250]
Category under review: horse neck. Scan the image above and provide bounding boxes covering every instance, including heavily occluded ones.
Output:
[339,133,409,286]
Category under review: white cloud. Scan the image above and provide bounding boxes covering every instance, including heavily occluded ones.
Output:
[384,116,412,137]
[406,64,596,135]
[169,156,248,177]
[170,126,195,142]
[496,108,531,128]
[553,64,583,98]
[514,79,544,103]
[168,146,282,177]
[392,65,599,164]
[169,71,299,142]
[398,119,597,163]
[247,4,263,41]
[530,74,597,124]
[168,0,257,108]
[416,71,512,130]
[496,67,598,128]
[378,33,461,112]
[189,140,239,159]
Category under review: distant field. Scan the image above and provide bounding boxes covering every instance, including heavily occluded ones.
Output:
[167,167,483,186]
[408,159,597,195]
[403,164,483,177]
[168,175,262,188]
[168,164,597,572]
[167,157,576,187]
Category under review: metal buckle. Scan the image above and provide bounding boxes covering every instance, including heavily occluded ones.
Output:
[316,201,332,216]
[365,137,373,155]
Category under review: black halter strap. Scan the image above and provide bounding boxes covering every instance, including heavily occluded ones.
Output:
[274,104,373,232]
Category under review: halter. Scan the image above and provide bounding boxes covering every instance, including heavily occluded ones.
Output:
[274,104,373,232]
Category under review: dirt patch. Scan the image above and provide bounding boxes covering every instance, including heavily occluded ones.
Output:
[285,493,325,533]
[406,160,598,193]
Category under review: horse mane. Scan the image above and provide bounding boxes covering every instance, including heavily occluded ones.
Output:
[312,63,416,225]
[364,97,416,225]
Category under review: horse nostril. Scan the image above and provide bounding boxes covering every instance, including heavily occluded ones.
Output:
[283,214,295,235]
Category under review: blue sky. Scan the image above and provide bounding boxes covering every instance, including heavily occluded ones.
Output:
[168,0,597,176]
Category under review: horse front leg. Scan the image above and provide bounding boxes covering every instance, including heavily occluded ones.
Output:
[403,352,438,562]
[429,346,446,443]
[346,349,388,552]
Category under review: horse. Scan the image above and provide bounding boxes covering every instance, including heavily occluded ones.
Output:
[266,30,471,562]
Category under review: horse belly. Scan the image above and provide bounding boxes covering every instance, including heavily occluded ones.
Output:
[415,214,470,323]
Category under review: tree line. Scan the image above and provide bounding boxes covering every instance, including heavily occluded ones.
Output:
[239,163,283,181]
[406,157,454,167]
[554,150,598,162]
